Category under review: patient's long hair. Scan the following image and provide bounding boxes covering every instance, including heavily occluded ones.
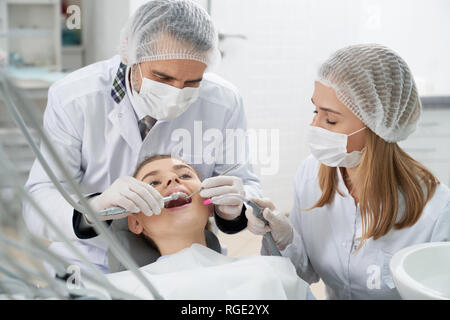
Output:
[308,129,439,251]
[133,154,212,254]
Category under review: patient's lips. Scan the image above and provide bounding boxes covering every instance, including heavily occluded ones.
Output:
[164,187,193,209]
[165,196,192,209]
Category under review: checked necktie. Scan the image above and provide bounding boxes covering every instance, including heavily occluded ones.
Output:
[138,115,156,140]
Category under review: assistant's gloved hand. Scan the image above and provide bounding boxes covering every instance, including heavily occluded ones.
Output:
[199,176,245,220]
[89,176,164,217]
[245,197,294,251]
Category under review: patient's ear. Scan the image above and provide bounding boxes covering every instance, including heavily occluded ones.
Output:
[128,215,144,235]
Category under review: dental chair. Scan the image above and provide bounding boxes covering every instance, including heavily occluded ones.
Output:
[106,219,222,273]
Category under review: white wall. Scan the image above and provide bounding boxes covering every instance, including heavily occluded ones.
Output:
[79,0,450,213]
[82,0,131,64]
[352,0,450,95]
[210,0,450,213]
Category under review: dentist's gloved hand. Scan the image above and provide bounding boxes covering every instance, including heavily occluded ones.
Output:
[89,176,164,217]
[200,176,245,220]
[245,197,294,251]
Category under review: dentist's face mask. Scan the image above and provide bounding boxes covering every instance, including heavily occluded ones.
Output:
[131,64,200,120]
[306,125,367,168]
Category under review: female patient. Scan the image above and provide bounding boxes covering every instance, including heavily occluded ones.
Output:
[126,154,214,257]
[103,154,309,299]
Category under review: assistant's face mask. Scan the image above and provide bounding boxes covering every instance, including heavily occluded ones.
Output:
[306,125,367,168]
[131,64,200,120]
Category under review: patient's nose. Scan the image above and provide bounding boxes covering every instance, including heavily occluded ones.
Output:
[165,174,181,187]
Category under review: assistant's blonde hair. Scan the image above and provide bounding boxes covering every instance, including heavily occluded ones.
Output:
[309,129,439,250]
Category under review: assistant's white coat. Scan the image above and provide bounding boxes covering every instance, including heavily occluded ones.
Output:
[279,155,450,299]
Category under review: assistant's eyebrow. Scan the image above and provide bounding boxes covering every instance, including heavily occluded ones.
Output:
[320,107,342,115]
[311,98,342,115]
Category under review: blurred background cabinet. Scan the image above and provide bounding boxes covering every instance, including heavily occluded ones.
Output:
[0,0,62,69]
[399,96,450,186]
[0,0,82,223]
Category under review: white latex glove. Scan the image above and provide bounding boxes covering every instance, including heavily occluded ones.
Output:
[199,176,245,220]
[245,197,294,251]
[89,176,164,217]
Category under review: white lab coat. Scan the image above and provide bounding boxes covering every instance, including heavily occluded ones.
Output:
[280,155,450,300]
[23,55,261,273]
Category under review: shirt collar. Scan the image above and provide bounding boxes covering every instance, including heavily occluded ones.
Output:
[110,61,147,122]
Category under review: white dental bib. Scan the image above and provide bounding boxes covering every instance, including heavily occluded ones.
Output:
[84,244,308,299]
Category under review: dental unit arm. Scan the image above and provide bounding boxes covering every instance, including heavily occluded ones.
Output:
[95,192,187,221]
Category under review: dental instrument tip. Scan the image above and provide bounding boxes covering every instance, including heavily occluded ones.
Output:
[203,199,212,205]
[171,193,180,200]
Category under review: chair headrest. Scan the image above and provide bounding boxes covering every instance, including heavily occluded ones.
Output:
[107,218,222,273]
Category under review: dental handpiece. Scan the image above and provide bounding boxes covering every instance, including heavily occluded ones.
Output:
[95,192,186,220]
[203,194,282,256]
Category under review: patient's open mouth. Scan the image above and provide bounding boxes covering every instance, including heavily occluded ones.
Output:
[165,193,192,209]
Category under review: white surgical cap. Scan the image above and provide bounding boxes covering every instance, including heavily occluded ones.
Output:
[318,44,421,143]
[119,0,220,68]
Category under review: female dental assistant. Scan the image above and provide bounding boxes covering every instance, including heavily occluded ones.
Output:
[246,44,450,299]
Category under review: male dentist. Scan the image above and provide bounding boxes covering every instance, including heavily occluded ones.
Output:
[24,0,260,273]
